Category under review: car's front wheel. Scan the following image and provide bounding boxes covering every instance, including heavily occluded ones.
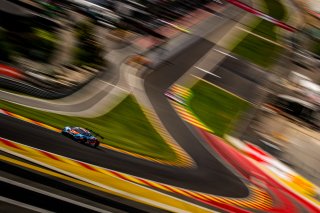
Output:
[93,141,100,148]
[61,131,68,136]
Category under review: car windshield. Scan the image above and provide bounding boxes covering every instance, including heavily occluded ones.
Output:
[74,128,92,136]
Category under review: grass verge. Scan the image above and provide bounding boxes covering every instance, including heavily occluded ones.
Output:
[189,80,251,137]
[232,0,287,68]
[0,96,177,161]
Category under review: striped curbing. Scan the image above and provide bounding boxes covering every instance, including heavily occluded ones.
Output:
[0,108,193,167]
[0,137,274,212]
[227,135,320,207]
[139,106,194,167]
[165,84,320,210]
[123,58,196,168]
[0,138,212,213]
[171,101,213,133]
[165,84,213,132]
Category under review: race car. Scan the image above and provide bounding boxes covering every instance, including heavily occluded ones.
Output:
[61,126,100,148]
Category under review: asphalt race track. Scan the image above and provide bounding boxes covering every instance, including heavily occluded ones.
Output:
[203,57,269,103]
[2,1,320,212]
[0,37,250,201]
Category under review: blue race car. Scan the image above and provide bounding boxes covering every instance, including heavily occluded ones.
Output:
[61,126,100,148]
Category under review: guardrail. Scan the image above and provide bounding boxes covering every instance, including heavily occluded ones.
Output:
[0,76,66,99]
[0,74,96,99]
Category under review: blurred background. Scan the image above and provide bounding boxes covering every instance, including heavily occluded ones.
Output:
[0,0,320,212]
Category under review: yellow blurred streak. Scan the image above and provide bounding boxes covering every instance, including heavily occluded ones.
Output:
[0,141,214,213]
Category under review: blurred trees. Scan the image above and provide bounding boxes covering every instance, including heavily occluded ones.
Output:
[73,21,105,69]
[0,29,12,61]
[1,20,58,63]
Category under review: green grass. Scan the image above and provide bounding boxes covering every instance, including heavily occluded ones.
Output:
[311,40,320,57]
[232,0,287,68]
[0,96,177,161]
[189,81,251,137]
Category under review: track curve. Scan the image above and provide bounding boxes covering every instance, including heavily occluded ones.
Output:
[0,37,250,198]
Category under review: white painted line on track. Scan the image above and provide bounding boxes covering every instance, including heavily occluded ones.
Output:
[0,196,53,213]
[191,75,254,104]
[212,48,238,60]
[235,26,286,48]
[194,66,221,78]
[99,80,129,92]
[158,19,191,33]
[260,139,282,151]
[0,177,112,213]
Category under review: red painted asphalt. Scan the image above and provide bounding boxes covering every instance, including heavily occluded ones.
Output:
[199,129,319,212]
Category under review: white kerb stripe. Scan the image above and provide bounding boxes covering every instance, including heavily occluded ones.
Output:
[0,177,112,213]
[194,66,221,78]
[0,196,53,213]
[212,48,238,60]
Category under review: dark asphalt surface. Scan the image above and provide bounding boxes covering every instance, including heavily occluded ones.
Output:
[204,56,269,104]
[201,55,271,138]
[0,37,249,199]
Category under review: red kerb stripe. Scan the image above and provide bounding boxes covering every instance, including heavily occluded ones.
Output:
[247,143,268,157]
[0,138,23,150]
[180,189,209,201]
[108,170,128,180]
[77,161,98,172]
[39,150,60,161]
[137,178,155,187]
